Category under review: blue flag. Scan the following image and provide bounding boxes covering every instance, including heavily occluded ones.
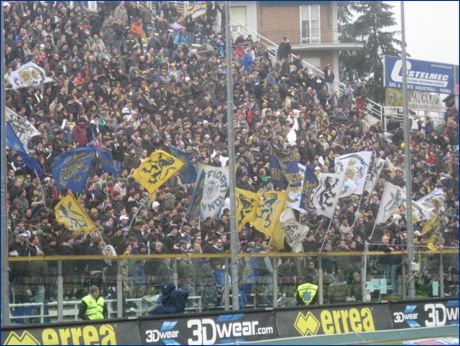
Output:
[96,147,122,174]
[167,145,197,184]
[186,170,205,220]
[6,122,42,173]
[52,147,97,192]
[299,165,319,212]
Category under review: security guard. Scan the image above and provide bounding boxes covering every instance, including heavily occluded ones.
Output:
[78,285,108,320]
[296,279,318,306]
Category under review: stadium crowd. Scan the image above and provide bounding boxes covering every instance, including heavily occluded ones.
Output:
[4,1,458,308]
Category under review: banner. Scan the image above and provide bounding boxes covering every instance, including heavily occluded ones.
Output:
[390,300,459,329]
[96,147,121,174]
[288,163,307,212]
[252,191,288,237]
[236,188,259,231]
[416,188,445,212]
[167,146,197,184]
[299,165,318,212]
[186,170,205,220]
[7,62,54,90]
[280,208,309,253]
[271,146,304,191]
[6,107,41,150]
[375,182,405,225]
[270,219,285,250]
[383,55,455,94]
[200,165,229,219]
[139,312,277,345]
[6,123,42,173]
[268,153,288,189]
[189,2,207,20]
[411,200,434,223]
[53,147,97,193]
[364,158,386,194]
[133,150,184,195]
[276,304,392,337]
[311,173,343,219]
[385,88,443,112]
[55,192,96,233]
[335,151,372,197]
[2,320,140,345]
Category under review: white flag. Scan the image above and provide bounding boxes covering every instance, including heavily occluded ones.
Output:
[286,117,299,146]
[364,158,386,193]
[335,151,372,197]
[411,200,434,223]
[280,208,309,253]
[7,62,54,90]
[375,182,405,225]
[288,163,306,212]
[200,165,229,220]
[312,173,343,219]
[6,107,41,150]
[416,188,446,212]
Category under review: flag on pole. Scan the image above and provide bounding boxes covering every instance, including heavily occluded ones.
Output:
[236,188,259,231]
[280,208,309,253]
[375,182,405,225]
[55,192,96,233]
[270,220,285,251]
[416,188,446,212]
[364,158,386,194]
[167,145,197,184]
[299,165,319,212]
[190,2,207,20]
[95,147,122,174]
[335,151,372,197]
[6,107,41,150]
[186,170,205,220]
[311,173,343,219]
[133,150,184,195]
[252,191,288,237]
[6,122,42,173]
[288,163,307,211]
[7,62,54,89]
[200,165,229,219]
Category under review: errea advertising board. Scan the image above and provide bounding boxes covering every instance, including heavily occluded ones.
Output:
[384,55,455,94]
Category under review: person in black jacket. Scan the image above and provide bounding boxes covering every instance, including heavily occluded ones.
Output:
[149,281,188,315]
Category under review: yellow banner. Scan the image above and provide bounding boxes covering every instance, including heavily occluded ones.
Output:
[252,191,288,237]
[421,213,442,251]
[385,88,403,107]
[55,192,96,233]
[236,188,259,231]
[270,219,285,250]
[133,150,184,195]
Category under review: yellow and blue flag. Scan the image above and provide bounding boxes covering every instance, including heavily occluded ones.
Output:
[133,150,184,194]
[190,2,207,20]
[236,188,259,231]
[55,192,96,233]
[167,145,197,184]
[186,169,205,220]
[299,165,318,212]
[252,191,288,237]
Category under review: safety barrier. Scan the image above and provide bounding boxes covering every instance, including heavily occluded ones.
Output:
[2,298,458,345]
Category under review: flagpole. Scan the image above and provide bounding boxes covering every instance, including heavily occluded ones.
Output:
[224,0,240,310]
[319,217,333,253]
[1,6,11,325]
[400,1,416,299]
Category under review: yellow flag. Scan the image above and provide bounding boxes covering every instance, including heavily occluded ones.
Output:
[55,192,96,233]
[252,191,288,237]
[421,213,442,251]
[133,150,184,195]
[270,219,285,250]
[236,188,259,231]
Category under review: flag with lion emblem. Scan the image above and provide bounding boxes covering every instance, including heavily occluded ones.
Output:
[7,62,54,89]
[252,191,287,237]
[335,151,372,197]
[55,192,96,233]
[236,188,259,231]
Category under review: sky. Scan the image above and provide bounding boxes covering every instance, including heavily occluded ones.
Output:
[389,1,459,66]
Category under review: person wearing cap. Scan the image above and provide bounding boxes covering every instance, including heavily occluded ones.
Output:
[78,285,107,320]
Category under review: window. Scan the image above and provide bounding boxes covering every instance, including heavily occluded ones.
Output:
[300,5,320,44]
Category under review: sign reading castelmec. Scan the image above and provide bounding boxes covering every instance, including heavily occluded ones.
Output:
[2,321,140,345]
[384,55,455,94]
[276,305,392,337]
[140,312,277,345]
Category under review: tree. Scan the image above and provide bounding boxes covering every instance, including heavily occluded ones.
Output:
[338,2,402,103]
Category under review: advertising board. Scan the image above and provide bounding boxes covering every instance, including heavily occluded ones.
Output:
[276,304,392,338]
[139,312,277,345]
[2,320,140,345]
[390,300,459,329]
[385,87,443,112]
[384,55,455,94]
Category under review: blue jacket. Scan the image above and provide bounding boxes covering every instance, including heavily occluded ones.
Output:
[150,282,189,315]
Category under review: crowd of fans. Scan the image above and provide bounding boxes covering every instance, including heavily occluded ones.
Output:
[4,1,458,308]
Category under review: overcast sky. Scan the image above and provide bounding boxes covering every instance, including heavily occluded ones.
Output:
[389,1,459,65]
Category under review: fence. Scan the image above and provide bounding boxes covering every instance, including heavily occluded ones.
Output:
[6,249,458,325]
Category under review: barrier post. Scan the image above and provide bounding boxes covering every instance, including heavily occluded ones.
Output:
[439,253,444,298]
[173,259,178,288]
[57,261,63,321]
[402,263,407,300]
[117,261,123,318]
[224,258,230,310]
[273,257,278,308]
[318,257,324,305]
[361,241,368,302]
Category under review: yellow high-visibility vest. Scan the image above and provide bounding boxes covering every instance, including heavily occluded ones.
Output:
[82,294,105,320]
[297,283,318,305]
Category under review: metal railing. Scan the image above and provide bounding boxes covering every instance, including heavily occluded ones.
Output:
[229,18,384,122]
